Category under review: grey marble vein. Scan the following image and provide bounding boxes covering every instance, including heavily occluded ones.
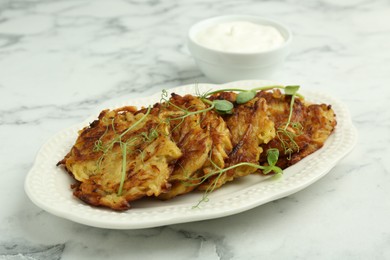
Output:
[0,240,64,260]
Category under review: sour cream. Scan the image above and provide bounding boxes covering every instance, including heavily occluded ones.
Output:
[195,21,285,53]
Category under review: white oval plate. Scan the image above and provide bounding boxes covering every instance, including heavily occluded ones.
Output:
[25,80,357,229]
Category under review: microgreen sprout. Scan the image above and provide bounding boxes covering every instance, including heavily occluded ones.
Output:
[282,85,300,130]
[275,85,303,158]
[190,148,282,208]
[212,99,234,114]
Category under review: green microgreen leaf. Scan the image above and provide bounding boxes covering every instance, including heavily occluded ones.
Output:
[263,149,283,175]
[284,85,300,96]
[236,91,256,104]
[266,148,280,166]
[212,100,234,113]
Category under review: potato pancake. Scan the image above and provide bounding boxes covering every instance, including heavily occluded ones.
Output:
[58,107,182,210]
[257,89,337,169]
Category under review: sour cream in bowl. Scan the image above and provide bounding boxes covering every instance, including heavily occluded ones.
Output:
[187,15,292,83]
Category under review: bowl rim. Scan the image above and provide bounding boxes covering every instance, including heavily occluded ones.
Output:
[188,14,292,56]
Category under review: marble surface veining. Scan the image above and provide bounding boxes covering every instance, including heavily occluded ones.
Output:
[1,0,390,259]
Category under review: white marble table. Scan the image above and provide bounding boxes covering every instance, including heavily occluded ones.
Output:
[1,0,389,259]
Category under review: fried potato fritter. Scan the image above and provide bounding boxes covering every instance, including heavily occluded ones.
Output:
[58,107,182,210]
[58,88,336,210]
[257,90,336,168]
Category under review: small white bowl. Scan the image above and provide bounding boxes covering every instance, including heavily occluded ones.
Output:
[187,15,292,83]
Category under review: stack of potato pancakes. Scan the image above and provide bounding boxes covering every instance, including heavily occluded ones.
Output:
[58,89,336,210]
